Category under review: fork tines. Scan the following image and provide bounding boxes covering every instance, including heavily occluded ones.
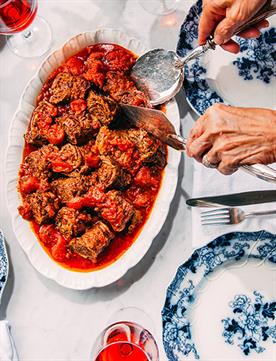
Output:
[201,207,231,225]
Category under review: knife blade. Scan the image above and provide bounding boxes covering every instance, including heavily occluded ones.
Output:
[0,230,8,306]
[119,103,186,151]
[186,190,276,208]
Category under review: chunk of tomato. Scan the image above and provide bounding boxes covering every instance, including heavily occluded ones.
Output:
[65,57,85,75]
[39,224,56,244]
[37,114,53,132]
[104,49,136,71]
[70,99,87,114]
[83,68,105,88]
[86,185,106,205]
[51,234,68,262]
[110,137,133,151]
[20,176,40,194]
[67,197,85,210]
[85,153,100,168]
[134,166,160,189]
[47,124,65,145]
[51,160,73,173]
[18,203,33,220]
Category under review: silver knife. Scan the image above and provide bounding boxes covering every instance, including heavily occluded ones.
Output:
[0,231,8,305]
[186,190,276,208]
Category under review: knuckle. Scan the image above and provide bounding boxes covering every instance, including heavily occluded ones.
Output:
[205,103,224,118]
[187,144,197,157]
[212,103,224,111]
[218,163,233,175]
[186,145,194,157]
[232,9,248,23]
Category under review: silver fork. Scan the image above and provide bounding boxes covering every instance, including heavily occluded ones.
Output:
[201,207,276,226]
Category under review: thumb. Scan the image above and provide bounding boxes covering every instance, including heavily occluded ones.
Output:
[214,16,239,44]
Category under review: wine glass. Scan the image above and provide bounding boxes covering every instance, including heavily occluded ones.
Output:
[139,0,177,15]
[91,308,159,361]
[0,0,52,58]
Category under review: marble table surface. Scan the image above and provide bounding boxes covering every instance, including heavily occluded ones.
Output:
[0,0,197,359]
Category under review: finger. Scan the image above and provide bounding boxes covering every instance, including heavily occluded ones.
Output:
[256,19,269,29]
[221,39,240,53]
[238,19,269,34]
[237,27,261,39]
[203,148,221,166]
[217,161,238,175]
[186,114,208,152]
[198,5,224,45]
[188,125,204,141]
[186,135,212,162]
[237,19,269,39]
[214,16,238,45]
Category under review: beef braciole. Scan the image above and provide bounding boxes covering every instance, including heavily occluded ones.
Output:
[18,43,167,271]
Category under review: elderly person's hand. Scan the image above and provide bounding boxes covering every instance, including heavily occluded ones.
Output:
[186,104,276,175]
[199,0,270,53]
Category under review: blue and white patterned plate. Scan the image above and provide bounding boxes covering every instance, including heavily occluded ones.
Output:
[162,231,276,360]
[177,0,276,115]
[0,230,8,304]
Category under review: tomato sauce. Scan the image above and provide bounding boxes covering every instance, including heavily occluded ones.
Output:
[19,43,166,272]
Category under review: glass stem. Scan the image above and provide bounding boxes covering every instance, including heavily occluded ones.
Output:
[161,0,168,12]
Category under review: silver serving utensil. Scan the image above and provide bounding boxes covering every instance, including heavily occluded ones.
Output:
[201,207,276,226]
[131,1,276,105]
[120,103,276,184]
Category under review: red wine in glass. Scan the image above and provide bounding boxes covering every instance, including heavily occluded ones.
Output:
[92,320,159,361]
[95,342,150,361]
[0,0,52,58]
[0,0,37,33]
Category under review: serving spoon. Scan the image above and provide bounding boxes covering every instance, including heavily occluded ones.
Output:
[131,0,276,105]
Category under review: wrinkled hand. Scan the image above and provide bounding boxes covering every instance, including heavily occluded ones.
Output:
[186,104,276,175]
[199,0,269,53]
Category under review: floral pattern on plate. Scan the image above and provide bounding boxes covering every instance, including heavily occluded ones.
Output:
[0,230,8,301]
[162,231,276,360]
[233,28,276,84]
[177,0,276,115]
[177,0,223,115]
[222,291,276,356]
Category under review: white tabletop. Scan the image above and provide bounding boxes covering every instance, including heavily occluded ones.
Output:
[0,1,197,360]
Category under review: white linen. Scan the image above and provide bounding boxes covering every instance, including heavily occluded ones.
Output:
[0,321,18,361]
[191,161,276,248]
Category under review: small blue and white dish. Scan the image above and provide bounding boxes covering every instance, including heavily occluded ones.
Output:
[162,231,276,360]
[0,230,8,305]
[177,0,276,115]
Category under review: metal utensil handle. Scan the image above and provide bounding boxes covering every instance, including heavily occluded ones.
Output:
[245,209,276,218]
[234,0,276,35]
[170,135,276,183]
[168,134,187,150]
[241,164,276,183]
